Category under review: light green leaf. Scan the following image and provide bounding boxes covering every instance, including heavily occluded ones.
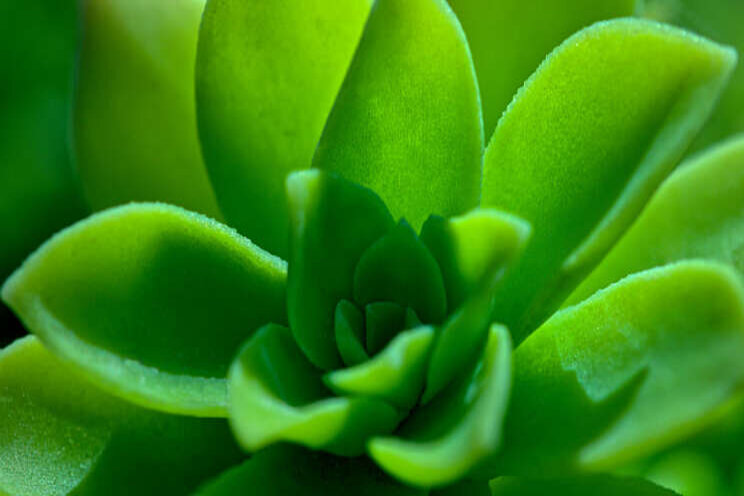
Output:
[480,261,744,477]
[196,0,371,257]
[369,324,512,488]
[489,475,679,495]
[287,170,394,370]
[74,0,220,218]
[0,336,242,496]
[334,300,369,367]
[568,134,744,306]
[482,18,737,343]
[354,221,447,325]
[313,0,483,231]
[448,0,636,139]
[228,324,398,456]
[195,445,425,496]
[644,450,725,496]
[2,203,286,416]
[325,326,435,410]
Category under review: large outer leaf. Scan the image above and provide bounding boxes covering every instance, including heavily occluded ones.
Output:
[0,337,242,496]
[481,19,736,343]
[313,0,483,231]
[2,203,286,416]
[196,0,371,257]
[447,0,636,139]
[74,0,220,218]
[479,261,744,477]
[568,134,744,305]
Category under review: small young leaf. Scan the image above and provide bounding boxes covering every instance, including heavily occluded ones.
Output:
[2,203,287,416]
[369,324,512,488]
[0,337,242,496]
[365,302,408,357]
[480,261,744,476]
[74,0,220,218]
[568,134,744,305]
[482,19,737,342]
[228,324,398,456]
[196,0,371,257]
[489,475,679,495]
[313,0,483,231]
[287,170,394,370]
[334,300,369,367]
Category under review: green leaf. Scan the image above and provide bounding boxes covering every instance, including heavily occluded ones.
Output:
[196,0,371,257]
[287,170,394,370]
[1,203,286,416]
[480,261,744,477]
[334,300,369,367]
[448,0,636,139]
[364,302,408,357]
[74,0,220,218]
[195,445,425,496]
[228,324,398,456]
[369,324,512,488]
[354,221,447,325]
[313,0,483,231]
[568,134,744,306]
[481,19,737,343]
[325,326,435,410]
[0,336,242,496]
[489,475,679,495]
[643,450,725,496]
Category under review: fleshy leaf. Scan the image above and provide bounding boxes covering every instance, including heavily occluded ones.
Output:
[313,0,483,231]
[481,18,737,343]
[287,170,394,369]
[1,203,286,416]
[489,475,679,495]
[365,302,408,357]
[74,0,220,218]
[195,445,425,496]
[196,0,371,257]
[448,0,636,139]
[420,208,531,312]
[354,221,447,325]
[335,300,369,367]
[228,324,398,456]
[644,450,724,496]
[0,336,242,496]
[568,134,744,305]
[325,326,435,410]
[369,324,512,487]
[480,261,744,477]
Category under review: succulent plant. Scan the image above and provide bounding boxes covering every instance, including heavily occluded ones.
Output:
[2,0,744,495]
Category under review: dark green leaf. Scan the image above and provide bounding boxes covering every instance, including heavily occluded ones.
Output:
[489,475,679,495]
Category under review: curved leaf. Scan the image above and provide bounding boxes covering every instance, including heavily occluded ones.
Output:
[489,475,679,495]
[481,19,737,342]
[448,0,636,139]
[568,134,744,305]
[325,326,435,410]
[369,324,512,488]
[228,324,398,456]
[0,337,241,496]
[287,170,394,370]
[644,450,724,496]
[196,0,371,257]
[195,445,424,496]
[2,203,286,416]
[335,300,369,367]
[313,0,483,231]
[480,261,744,477]
[74,0,220,218]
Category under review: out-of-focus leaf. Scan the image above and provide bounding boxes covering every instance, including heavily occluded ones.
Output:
[287,170,394,370]
[228,324,398,456]
[313,0,483,231]
[195,445,424,496]
[74,0,220,218]
[196,0,371,257]
[479,261,744,476]
[447,0,636,139]
[481,19,737,343]
[2,204,287,416]
[489,475,679,495]
[644,450,724,496]
[0,336,242,496]
[568,134,744,305]
[369,324,512,488]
